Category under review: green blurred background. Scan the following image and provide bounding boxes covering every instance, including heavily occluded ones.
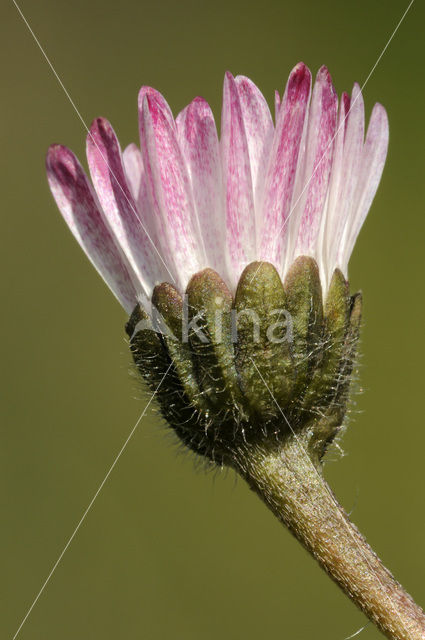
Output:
[2,0,424,638]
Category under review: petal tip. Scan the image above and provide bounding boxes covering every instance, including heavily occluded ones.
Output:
[352,82,363,97]
[186,96,211,119]
[46,143,65,164]
[289,61,312,87]
[224,71,236,88]
[317,65,334,87]
[285,61,312,101]
[373,102,388,118]
[138,85,157,104]
[291,61,311,79]
[88,116,112,140]
[46,144,77,176]
[370,102,389,140]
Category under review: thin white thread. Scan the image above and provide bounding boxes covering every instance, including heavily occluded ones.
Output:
[344,623,369,639]
[250,0,415,286]
[11,364,172,640]
[11,0,176,286]
[249,357,407,635]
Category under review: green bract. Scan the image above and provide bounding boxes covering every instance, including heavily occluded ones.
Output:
[126,258,361,466]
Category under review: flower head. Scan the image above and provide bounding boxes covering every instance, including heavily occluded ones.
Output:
[46,63,388,463]
[47,63,388,313]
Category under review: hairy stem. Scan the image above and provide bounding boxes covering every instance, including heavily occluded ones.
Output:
[233,436,425,640]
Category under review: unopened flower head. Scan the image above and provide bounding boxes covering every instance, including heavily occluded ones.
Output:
[47,62,388,463]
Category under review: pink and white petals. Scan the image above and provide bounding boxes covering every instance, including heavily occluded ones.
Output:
[260,62,312,267]
[86,118,170,298]
[323,85,371,287]
[122,143,160,252]
[330,84,365,277]
[339,102,389,270]
[47,65,389,312]
[221,72,257,285]
[293,66,337,263]
[234,75,274,217]
[139,87,205,292]
[321,91,351,287]
[176,97,228,279]
[46,144,137,312]
[122,143,144,208]
[274,90,281,123]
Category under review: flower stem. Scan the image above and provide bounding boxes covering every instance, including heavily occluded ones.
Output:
[233,435,425,640]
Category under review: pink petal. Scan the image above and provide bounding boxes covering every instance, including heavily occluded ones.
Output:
[176,97,228,279]
[235,75,274,217]
[321,85,365,286]
[334,83,365,268]
[259,62,312,267]
[221,71,257,284]
[86,117,171,297]
[122,143,157,245]
[321,91,351,286]
[46,144,137,312]
[294,66,338,257]
[341,103,389,268]
[138,87,205,292]
[274,90,281,123]
[342,93,351,135]
[122,143,143,204]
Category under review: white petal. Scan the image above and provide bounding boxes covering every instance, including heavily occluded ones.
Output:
[47,144,137,312]
[322,84,365,284]
[176,97,228,280]
[293,66,338,264]
[86,117,171,297]
[339,103,389,270]
[235,75,274,227]
[139,87,205,292]
[259,62,312,271]
[221,71,256,286]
